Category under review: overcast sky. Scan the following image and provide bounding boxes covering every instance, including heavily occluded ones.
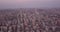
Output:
[0,0,60,9]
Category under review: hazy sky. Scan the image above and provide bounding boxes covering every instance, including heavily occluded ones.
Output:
[0,0,60,9]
